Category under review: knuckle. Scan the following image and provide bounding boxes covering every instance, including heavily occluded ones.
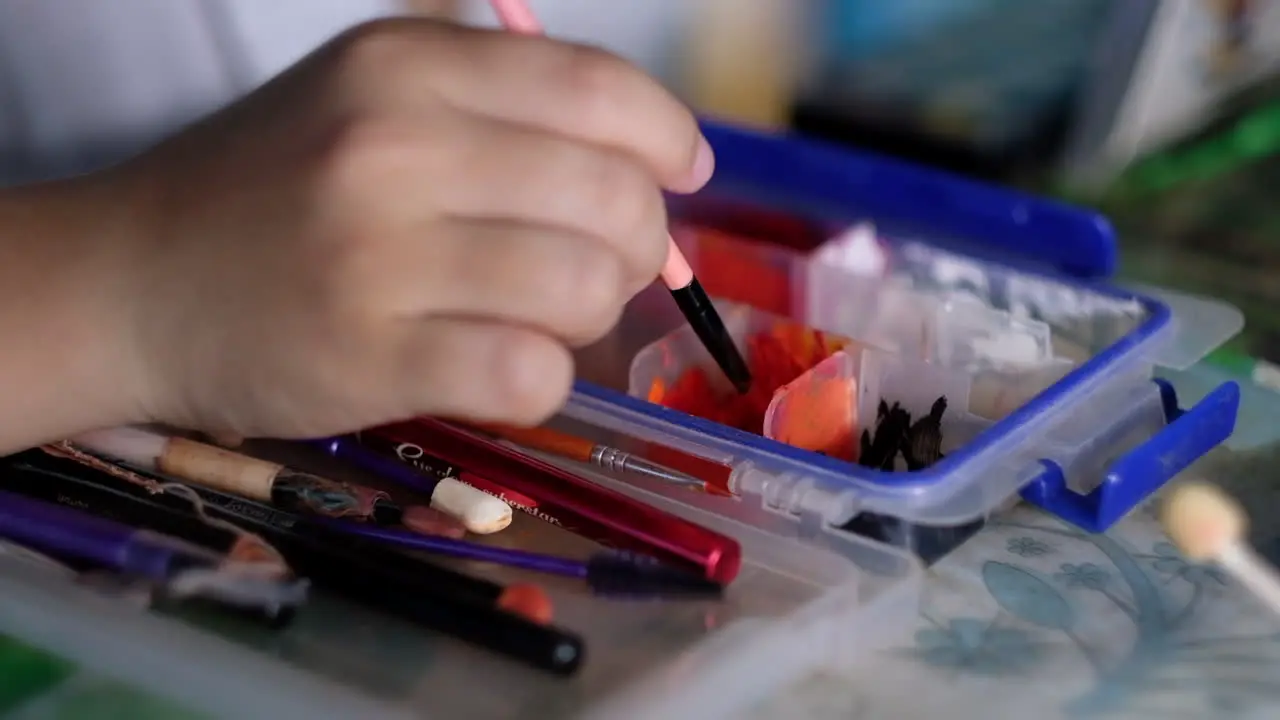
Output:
[518,240,623,341]
[502,337,574,424]
[315,115,444,202]
[565,251,625,342]
[326,20,455,108]
[632,189,670,279]
[581,158,668,283]
[315,116,394,191]
[561,44,632,128]
[588,155,657,237]
[330,20,420,77]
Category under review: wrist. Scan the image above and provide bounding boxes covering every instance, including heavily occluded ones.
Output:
[0,169,157,447]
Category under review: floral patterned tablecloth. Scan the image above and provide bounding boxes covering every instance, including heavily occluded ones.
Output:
[752,467,1280,719]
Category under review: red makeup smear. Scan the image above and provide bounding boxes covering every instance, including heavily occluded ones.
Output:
[670,203,830,252]
[649,320,854,450]
[672,225,798,318]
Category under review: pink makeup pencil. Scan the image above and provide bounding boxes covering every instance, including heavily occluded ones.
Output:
[487,0,753,394]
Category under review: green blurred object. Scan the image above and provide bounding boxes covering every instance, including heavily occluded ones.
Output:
[46,682,208,720]
[1070,75,1280,368]
[0,635,75,712]
[1113,99,1280,198]
[0,633,209,719]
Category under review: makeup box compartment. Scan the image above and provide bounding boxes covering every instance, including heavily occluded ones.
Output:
[551,121,1243,565]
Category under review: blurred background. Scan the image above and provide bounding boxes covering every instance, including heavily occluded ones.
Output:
[449,0,1280,383]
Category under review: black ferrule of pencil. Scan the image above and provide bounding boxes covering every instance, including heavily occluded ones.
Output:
[669,278,752,394]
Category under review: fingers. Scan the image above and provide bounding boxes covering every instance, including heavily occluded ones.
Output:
[430,34,712,193]
[330,20,713,193]
[419,116,670,287]
[391,317,574,426]
[364,218,628,347]
[324,112,670,297]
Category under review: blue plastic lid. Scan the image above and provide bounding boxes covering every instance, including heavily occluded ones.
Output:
[698,121,1118,279]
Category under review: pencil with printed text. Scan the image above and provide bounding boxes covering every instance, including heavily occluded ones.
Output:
[0,485,307,623]
[306,438,723,596]
[14,448,579,673]
[471,422,735,497]
[70,427,461,537]
[363,418,743,584]
[305,434,511,534]
[10,448,288,575]
[486,0,752,395]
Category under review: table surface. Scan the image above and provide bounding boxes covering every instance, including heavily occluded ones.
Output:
[751,443,1280,719]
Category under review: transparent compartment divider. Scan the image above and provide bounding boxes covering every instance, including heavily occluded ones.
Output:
[628,302,763,400]
[968,358,1076,420]
[763,350,861,461]
[933,291,1054,370]
[860,347,973,427]
[805,272,938,362]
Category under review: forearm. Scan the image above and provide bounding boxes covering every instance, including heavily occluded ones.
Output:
[0,174,150,453]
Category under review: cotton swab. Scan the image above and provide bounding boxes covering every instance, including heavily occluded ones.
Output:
[1161,481,1280,617]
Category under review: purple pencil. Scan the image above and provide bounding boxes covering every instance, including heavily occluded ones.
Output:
[315,519,723,598]
[306,436,511,535]
[0,488,306,616]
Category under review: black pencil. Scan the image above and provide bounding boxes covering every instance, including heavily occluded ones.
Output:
[2,450,584,676]
[0,453,279,567]
[33,447,531,611]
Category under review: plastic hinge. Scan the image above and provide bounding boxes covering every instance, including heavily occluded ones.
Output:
[697,120,1118,279]
[1020,380,1240,533]
[743,468,855,539]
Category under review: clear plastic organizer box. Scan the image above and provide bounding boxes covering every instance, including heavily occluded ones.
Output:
[551,120,1244,562]
[0,123,1241,720]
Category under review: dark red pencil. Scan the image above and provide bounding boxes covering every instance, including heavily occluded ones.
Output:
[362,419,743,584]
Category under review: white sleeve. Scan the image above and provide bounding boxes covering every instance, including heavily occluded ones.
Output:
[0,0,398,184]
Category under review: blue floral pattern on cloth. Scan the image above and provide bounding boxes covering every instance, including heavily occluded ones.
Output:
[1055,562,1110,590]
[912,618,1044,676]
[750,502,1280,719]
[1007,537,1054,557]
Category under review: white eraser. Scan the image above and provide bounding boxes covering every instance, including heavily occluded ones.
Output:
[431,477,512,535]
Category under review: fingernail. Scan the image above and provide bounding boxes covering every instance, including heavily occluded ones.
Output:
[687,135,715,190]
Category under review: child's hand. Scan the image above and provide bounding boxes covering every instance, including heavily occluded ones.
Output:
[115,19,713,440]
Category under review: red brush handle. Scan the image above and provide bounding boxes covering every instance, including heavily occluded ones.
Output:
[367,419,742,583]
